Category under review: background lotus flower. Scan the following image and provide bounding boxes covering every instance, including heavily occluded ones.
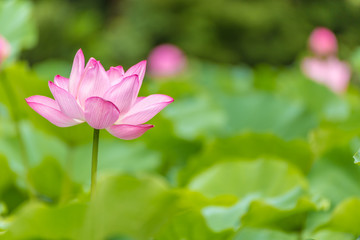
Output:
[301,57,351,93]
[302,27,351,94]
[26,49,173,140]
[309,27,337,56]
[148,44,186,78]
[0,35,11,64]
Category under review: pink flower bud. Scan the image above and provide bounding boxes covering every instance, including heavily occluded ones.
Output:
[0,36,10,64]
[148,44,186,78]
[309,27,337,56]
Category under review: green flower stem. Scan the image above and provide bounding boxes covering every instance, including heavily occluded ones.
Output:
[91,128,100,196]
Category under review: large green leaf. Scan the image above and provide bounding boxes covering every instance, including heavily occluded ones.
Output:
[305,147,360,234]
[202,187,317,232]
[27,157,82,203]
[202,194,260,232]
[219,92,318,140]
[0,202,87,239]
[316,198,360,236]
[179,133,314,186]
[232,227,298,240]
[81,174,179,240]
[188,159,307,199]
[154,210,234,240]
[306,230,355,240]
[240,190,317,230]
[308,148,360,206]
[311,126,360,158]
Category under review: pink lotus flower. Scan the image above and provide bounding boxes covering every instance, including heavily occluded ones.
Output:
[309,27,337,56]
[0,36,11,64]
[301,57,351,93]
[148,44,186,78]
[26,49,173,140]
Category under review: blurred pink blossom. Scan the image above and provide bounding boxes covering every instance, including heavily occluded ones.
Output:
[26,49,173,140]
[0,36,11,64]
[148,44,186,78]
[301,57,350,93]
[309,27,337,56]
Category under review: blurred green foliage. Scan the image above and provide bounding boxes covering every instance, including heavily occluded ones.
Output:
[21,0,360,66]
[1,0,360,239]
[1,59,360,238]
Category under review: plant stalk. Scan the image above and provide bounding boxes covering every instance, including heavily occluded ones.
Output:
[91,128,100,196]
